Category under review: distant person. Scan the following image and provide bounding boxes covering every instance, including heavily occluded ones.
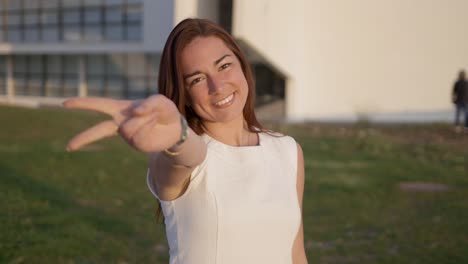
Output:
[452,70,468,131]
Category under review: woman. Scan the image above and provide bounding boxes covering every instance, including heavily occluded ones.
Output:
[64,18,307,264]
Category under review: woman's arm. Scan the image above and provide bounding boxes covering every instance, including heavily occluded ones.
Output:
[63,95,207,200]
[148,126,207,201]
[292,143,308,264]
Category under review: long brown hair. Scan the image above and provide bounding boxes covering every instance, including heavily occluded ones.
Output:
[157,18,263,134]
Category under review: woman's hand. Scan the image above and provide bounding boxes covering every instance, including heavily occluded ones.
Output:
[63,95,182,153]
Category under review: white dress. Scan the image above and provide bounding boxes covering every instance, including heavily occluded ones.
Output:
[147,132,301,264]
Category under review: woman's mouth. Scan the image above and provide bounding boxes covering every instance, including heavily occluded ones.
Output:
[214,92,235,108]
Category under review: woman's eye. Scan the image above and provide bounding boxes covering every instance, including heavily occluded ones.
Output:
[190,77,203,86]
[220,63,231,70]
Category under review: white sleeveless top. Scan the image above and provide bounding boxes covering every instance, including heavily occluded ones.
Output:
[147,132,301,264]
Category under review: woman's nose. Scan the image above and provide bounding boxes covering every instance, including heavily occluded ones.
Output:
[207,76,225,95]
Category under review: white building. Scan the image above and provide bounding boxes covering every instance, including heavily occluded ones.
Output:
[2,0,467,122]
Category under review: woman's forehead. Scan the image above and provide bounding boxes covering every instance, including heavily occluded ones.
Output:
[181,36,233,65]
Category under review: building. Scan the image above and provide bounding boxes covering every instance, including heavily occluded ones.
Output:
[2,0,467,122]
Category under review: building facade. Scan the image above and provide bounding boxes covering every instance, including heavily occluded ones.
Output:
[0,0,173,106]
[3,0,465,122]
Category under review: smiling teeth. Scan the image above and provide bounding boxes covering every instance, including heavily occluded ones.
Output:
[215,93,234,106]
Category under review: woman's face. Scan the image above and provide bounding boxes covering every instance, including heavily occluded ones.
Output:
[180,36,248,125]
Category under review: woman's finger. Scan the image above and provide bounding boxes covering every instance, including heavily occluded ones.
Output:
[63,97,132,118]
[131,115,179,152]
[119,113,158,142]
[67,120,118,151]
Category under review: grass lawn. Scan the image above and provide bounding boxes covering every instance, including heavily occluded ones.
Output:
[0,105,467,263]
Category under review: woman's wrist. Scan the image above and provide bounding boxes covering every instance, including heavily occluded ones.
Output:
[163,114,188,156]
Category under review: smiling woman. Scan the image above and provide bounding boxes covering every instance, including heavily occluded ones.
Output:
[64,18,307,264]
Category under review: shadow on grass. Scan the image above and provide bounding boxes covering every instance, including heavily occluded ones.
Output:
[0,161,153,262]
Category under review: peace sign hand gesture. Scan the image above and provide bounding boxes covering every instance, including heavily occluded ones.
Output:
[63,94,182,153]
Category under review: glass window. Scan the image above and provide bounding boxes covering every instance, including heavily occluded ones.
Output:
[106,78,123,98]
[62,0,81,8]
[126,24,141,41]
[13,56,27,73]
[42,0,60,9]
[14,74,27,95]
[105,7,123,23]
[126,0,142,4]
[105,25,123,41]
[0,56,5,95]
[64,56,78,74]
[83,0,102,6]
[24,12,40,25]
[6,13,22,26]
[63,9,81,24]
[63,25,81,41]
[127,54,145,77]
[45,74,62,97]
[125,5,142,23]
[84,8,101,24]
[63,77,78,96]
[24,1,40,9]
[7,30,22,42]
[0,56,5,72]
[146,54,160,78]
[41,11,59,25]
[87,78,104,96]
[148,77,157,93]
[28,75,44,96]
[107,54,125,76]
[47,55,62,74]
[43,27,60,42]
[84,25,102,41]
[29,56,43,74]
[105,0,124,6]
[127,77,146,99]
[5,0,21,11]
[24,28,40,42]
[87,55,105,75]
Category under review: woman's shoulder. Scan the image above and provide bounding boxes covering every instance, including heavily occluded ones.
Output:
[259,130,298,157]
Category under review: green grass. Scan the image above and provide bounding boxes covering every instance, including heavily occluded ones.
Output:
[1,105,467,263]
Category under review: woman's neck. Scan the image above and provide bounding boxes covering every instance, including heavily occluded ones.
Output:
[203,116,257,147]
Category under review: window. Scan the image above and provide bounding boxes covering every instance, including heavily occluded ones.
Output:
[84,25,103,41]
[105,7,123,23]
[6,13,22,26]
[0,56,5,95]
[63,10,81,24]
[84,8,102,24]
[63,24,81,41]
[125,5,142,23]
[105,25,123,40]
[42,0,60,9]
[83,0,102,7]
[24,12,40,25]
[87,55,105,75]
[105,0,124,6]
[43,27,60,42]
[24,28,40,42]
[41,11,59,25]
[7,30,22,42]
[62,0,81,8]
[126,24,141,41]
[24,1,40,10]
[5,0,21,11]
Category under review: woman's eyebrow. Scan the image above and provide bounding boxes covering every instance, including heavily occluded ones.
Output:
[183,54,232,80]
[183,70,202,80]
[214,54,231,65]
